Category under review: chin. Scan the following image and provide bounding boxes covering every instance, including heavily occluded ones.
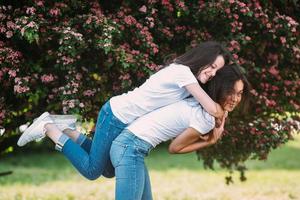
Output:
[200,78,208,84]
[225,107,234,112]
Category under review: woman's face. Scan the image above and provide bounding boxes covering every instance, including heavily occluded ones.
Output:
[197,55,225,84]
[223,79,244,112]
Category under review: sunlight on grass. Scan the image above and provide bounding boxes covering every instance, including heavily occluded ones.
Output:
[0,134,299,200]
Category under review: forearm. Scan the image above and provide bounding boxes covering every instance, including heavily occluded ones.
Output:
[169,139,213,154]
[185,83,224,118]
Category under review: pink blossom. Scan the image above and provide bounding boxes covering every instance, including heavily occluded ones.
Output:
[124,15,137,25]
[0,110,5,119]
[36,1,44,7]
[49,8,61,16]
[86,16,92,25]
[61,56,74,65]
[6,21,16,29]
[153,46,159,54]
[229,0,235,3]
[14,85,30,94]
[137,71,145,78]
[75,73,82,80]
[83,90,96,97]
[265,99,276,107]
[268,66,279,76]
[26,7,36,15]
[284,80,292,86]
[27,21,37,28]
[280,37,286,44]
[233,54,239,59]
[238,2,246,7]
[117,11,125,18]
[131,50,140,55]
[271,85,279,91]
[147,63,158,71]
[6,31,13,38]
[79,103,84,108]
[68,101,75,108]
[119,73,130,80]
[177,1,185,8]
[250,89,258,96]
[139,5,147,13]
[8,70,17,77]
[0,26,6,33]
[41,74,54,83]
[245,36,251,41]
[233,14,239,20]
[240,8,247,13]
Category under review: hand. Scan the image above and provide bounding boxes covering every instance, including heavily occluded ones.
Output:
[215,111,228,128]
[216,103,225,119]
[209,112,227,144]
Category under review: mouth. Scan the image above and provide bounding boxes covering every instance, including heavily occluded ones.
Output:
[227,103,236,110]
[205,73,212,81]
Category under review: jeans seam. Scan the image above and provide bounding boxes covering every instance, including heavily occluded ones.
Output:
[134,154,137,200]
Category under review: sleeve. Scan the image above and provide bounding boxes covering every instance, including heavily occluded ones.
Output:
[189,107,215,135]
[173,64,198,88]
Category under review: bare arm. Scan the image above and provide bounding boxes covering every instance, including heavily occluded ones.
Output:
[185,83,224,118]
[168,127,212,154]
[169,114,226,154]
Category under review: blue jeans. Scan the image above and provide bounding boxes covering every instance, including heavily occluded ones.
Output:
[110,129,153,200]
[59,101,127,180]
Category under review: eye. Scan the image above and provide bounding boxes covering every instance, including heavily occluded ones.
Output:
[211,64,216,69]
[237,91,243,97]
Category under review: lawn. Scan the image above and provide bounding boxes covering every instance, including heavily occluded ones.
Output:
[0,134,299,200]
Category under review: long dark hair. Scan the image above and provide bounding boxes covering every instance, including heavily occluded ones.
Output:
[204,64,251,113]
[171,41,230,75]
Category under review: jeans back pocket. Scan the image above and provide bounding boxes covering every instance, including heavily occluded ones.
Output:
[110,141,128,167]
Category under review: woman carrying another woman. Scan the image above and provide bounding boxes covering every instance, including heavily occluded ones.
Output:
[17,41,229,179]
[110,64,250,199]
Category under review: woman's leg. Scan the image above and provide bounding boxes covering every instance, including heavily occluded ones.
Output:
[110,131,153,200]
[47,101,126,180]
[63,128,116,178]
[63,129,92,153]
[141,165,153,200]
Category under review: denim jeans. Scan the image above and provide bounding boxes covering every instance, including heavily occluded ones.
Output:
[73,133,116,178]
[59,101,127,180]
[110,129,153,200]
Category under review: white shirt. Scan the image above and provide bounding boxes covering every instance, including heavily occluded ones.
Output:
[127,98,215,147]
[110,63,198,124]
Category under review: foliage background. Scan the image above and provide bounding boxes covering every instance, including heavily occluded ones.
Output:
[0,0,299,179]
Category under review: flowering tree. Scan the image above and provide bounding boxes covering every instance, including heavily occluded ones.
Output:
[0,0,299,180]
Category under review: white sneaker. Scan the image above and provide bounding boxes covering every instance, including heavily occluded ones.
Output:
[50,114,77,132]
[50,114,77,125]
[17,112,53,147]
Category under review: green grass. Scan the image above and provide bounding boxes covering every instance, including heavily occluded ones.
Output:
[0,134,299,200]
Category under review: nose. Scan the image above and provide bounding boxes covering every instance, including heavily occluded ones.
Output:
[231,94,238,102]
[211,69,217,77]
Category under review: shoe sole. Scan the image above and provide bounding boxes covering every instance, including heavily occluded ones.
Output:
[17,112,50,146]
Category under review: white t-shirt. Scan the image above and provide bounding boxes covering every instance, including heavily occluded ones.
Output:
[110,63,198,124]
[127,98,215,147]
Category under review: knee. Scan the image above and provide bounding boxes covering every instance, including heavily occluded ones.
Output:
[84,172,101,181]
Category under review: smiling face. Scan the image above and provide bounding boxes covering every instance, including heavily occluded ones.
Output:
[223,79,244,112]
[197,55,225,84]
